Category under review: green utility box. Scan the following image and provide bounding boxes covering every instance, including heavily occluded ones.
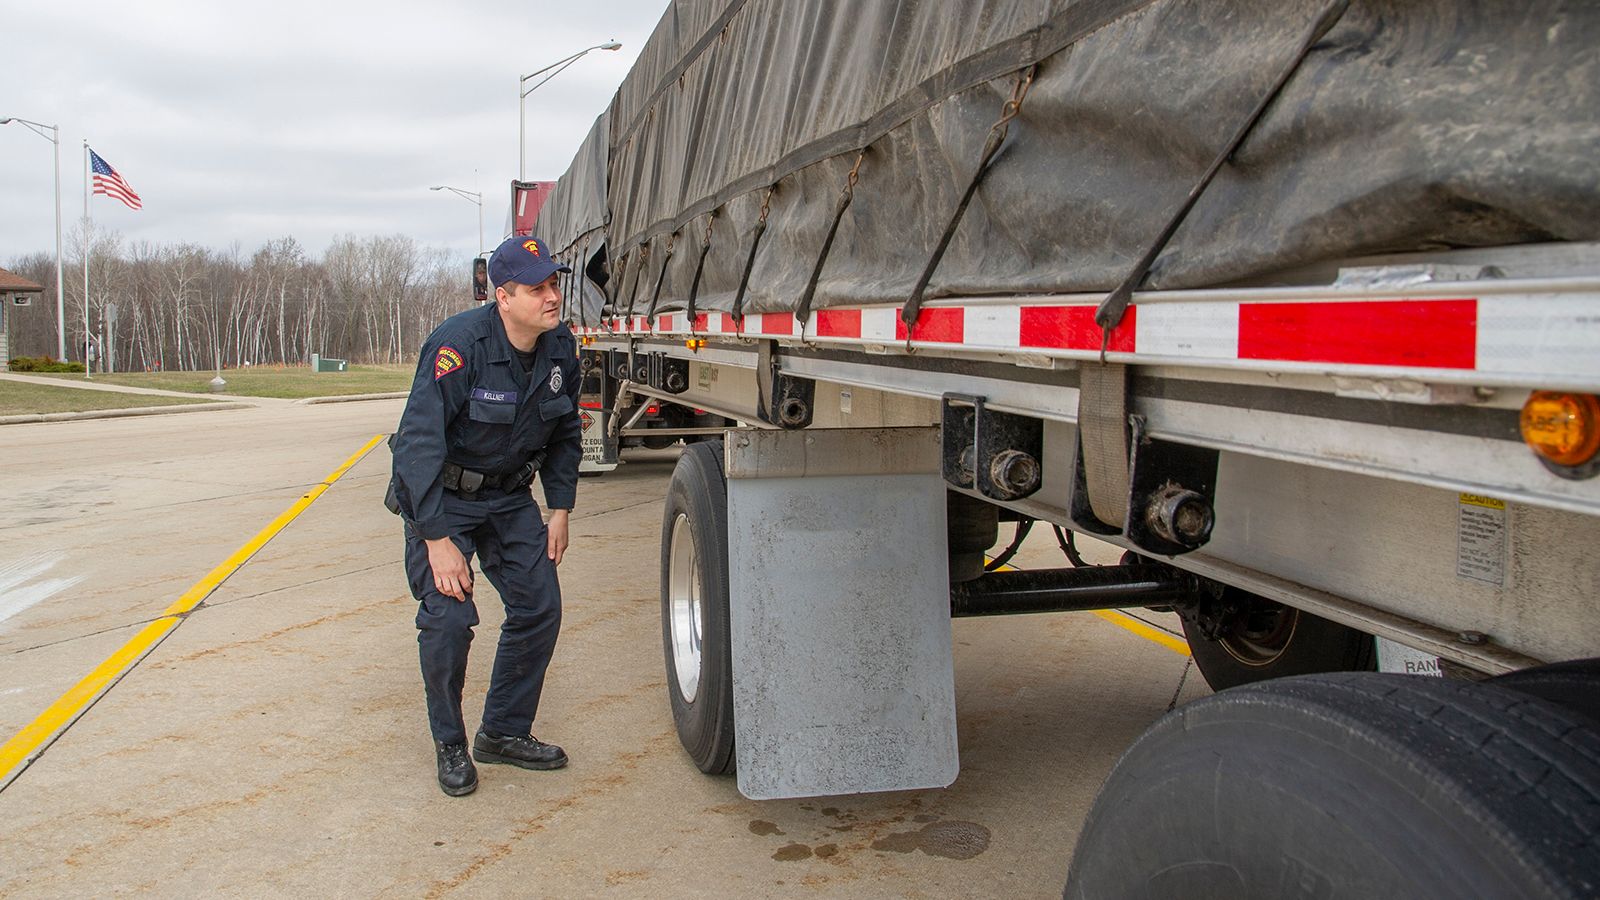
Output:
[310,353,347,373]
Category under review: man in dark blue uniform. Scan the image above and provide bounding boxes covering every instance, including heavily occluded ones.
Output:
[389,235,582,797]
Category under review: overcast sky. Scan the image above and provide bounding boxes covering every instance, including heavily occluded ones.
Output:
[0,0,668,267]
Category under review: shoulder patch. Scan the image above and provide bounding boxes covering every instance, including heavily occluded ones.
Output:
[434,346,464,380]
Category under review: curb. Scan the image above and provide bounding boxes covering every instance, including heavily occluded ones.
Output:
[296,392,409,405]
[0,391,407,425]
[0,402,252,426]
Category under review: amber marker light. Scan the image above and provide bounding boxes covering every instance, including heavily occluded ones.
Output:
[1520,391,1600,468]
[686,339,706,351]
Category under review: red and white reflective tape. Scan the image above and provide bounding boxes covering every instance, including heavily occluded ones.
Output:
[574,293,1600,385]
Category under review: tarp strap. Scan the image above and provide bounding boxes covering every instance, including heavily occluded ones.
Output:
[755,339,775,426]
[1094,0,1351,357]
[795,150,866,329]
[901,65,1037,339]
[1078,362,1132,529]
[624,243,650,318]
[732,187,775,323]
[687,213,715,328]
[646,232,677,319]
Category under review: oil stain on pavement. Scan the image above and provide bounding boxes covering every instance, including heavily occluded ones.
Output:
[756,805,991,863]
[870,819,992,860]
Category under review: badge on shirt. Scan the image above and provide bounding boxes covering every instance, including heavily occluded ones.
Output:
[548,367,563,394]
[434,346,464,380]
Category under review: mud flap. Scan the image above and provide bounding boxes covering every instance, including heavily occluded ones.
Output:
[725,427,958,799]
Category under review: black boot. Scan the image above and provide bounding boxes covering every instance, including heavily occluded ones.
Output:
[435,741,478,796]
[473,730,568,770]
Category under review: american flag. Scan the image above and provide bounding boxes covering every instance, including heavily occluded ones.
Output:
[89,149,142,210]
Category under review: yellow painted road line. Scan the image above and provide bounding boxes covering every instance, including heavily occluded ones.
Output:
[163,433,387,616]
[0,617,180,788]
[1094,609,1191,657]
[0,433,386,791]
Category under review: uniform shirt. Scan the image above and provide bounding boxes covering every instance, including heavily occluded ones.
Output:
[390,302,582,541]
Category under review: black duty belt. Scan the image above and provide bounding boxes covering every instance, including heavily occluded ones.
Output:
[442,450,546,500]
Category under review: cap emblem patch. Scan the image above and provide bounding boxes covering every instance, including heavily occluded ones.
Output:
[523,240,541,257]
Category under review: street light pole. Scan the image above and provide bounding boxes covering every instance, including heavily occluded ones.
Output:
[519,41,621,181]
[1,117,67,362]
[429,185,484,257]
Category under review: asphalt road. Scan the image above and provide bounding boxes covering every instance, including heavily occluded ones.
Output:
[0,401,1205,898]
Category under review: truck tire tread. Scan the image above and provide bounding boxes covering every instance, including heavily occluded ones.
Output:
[1065,672,1600,900]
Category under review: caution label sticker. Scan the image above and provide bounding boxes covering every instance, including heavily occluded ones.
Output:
[1376,638,1443,677]
[1456,493,1506,586]
[580,408,606,464]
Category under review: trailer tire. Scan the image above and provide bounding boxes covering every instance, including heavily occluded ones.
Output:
[1065,673,1600,900]
[659,440,737,775]
[1181,593,1373,691]
[1489,657,1600,725]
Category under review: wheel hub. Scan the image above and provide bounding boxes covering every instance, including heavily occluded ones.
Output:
[1220,604,1298,667]
[667,512,704,703]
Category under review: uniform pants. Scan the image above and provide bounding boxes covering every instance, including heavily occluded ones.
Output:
[404,489,562,745]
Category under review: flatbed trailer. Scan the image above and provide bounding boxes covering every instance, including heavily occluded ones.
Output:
[579,246,1600,665]
[539,1,1600,895]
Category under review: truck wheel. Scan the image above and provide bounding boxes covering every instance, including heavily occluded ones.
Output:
[1488,657,1600,725]
[659,440,737,775]
[1181,591,1373,691]
[1065,673,1600,899]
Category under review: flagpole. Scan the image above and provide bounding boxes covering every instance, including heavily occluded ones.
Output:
[82,141,91,379]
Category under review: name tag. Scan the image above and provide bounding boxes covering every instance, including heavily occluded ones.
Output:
[471,388,517,404]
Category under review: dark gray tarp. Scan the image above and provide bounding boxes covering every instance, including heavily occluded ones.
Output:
[538,110,610,252]
[537,0,1600,318]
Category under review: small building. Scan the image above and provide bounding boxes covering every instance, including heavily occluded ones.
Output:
[0,266,45,371]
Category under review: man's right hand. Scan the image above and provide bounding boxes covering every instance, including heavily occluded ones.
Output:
[426,537,472,601]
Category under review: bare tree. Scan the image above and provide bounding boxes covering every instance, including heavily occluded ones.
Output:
[7,228,477,370]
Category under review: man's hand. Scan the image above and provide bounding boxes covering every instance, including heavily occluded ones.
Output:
[546,509,570,565]
[426,537,472,601]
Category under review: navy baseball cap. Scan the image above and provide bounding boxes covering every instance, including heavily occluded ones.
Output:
[488,236,571,288]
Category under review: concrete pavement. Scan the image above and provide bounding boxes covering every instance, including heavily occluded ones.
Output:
[0,401,1204,898]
